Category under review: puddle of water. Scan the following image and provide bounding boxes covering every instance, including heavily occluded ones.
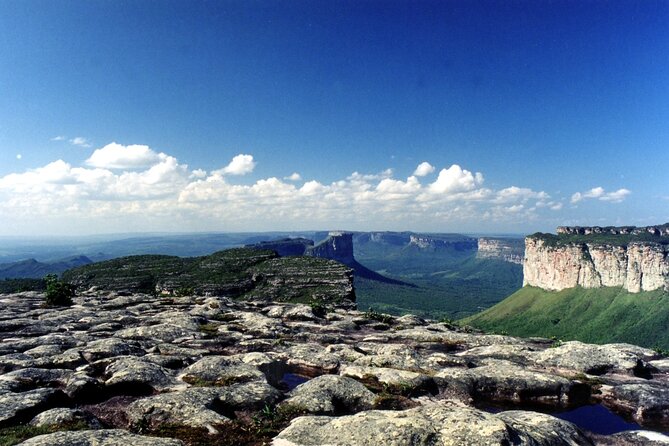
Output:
[481,403,644,435]
[280,373,310,390]
[550,404,641,435]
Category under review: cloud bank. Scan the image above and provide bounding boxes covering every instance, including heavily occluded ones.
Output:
[0,142,626,235]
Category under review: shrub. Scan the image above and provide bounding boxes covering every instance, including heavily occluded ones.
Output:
[44,274,75,307]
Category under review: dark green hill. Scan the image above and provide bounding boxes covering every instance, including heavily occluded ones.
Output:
[463,286,669,350]
[62,248,354,304]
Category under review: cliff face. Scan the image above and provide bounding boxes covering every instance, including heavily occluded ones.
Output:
[523,230,669,292]
[476,238,524,265]
[306,232,355,264]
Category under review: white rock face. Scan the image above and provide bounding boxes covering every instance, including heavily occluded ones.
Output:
[477,238,524,265]
[523,238,669,293]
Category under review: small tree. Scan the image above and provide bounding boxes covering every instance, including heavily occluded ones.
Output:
[44,274,75,307]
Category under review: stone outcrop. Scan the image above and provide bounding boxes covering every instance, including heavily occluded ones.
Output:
[477,238,524,265]
[1,290,669,444]
[523,226,669,292]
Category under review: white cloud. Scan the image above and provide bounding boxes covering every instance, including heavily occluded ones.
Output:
[413,162,435,177]
[190,169,207,179]
[212,154,256,176]
[70,137,91,148]
[51,136,66,141]
[571,187,630,204]
[600,188,631,202]
[284,172,302,181]
[0,145,563,234]
[86,143,163,169]
[428,164,484,194]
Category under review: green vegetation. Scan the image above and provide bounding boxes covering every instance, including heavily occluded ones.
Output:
[355,257,523,320]
[530,230,669,248]
[363,307,394,324]
[464,286,669,350]
[0,278,45,294]
[44,274,75,307]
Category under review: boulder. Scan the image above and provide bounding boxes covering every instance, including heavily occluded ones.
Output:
[282,375,375,415]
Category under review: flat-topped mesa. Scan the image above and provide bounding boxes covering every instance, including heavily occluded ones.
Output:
[305,232,355,264]
[477,238,524,265]
[523,225,669,293]
[408,235,477,251]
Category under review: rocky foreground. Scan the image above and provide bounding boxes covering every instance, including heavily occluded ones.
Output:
[1,291,669,445]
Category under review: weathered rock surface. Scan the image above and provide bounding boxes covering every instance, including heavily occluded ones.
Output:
[0,290,667,445]
[17,429,184,445]
[282,375,375,415]
[273,404,593,446]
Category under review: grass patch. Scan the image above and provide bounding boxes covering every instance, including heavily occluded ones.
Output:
[464,286,669,350]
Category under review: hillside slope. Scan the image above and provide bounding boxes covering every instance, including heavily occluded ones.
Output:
[464,286,669,350]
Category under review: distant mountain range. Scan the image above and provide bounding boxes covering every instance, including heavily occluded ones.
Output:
[0,255,92,279]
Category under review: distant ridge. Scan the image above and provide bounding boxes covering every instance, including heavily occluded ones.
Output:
[0,255,92,279]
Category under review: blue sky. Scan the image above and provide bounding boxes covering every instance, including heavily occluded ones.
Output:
[0,0,667,235]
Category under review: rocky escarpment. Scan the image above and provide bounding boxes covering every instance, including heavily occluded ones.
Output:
[62,248,355,304]
[408,235,478,252]
[477,238,524,265]
[1,291,669,445]
[524,225,669,292]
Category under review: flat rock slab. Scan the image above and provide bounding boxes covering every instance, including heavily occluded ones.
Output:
[434,360,589,405]
[533,341,652,376]
[17,429,184,446]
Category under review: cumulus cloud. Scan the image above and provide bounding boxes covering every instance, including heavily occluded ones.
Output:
[86,143,163,169]
[413,162,435,177]
[284,172,302,181]
[571,187,631,204]
[70,137,91,148]
[51,136,66,141]
[212,154,256,176]
[428,165,484,194]
[0,144,557,234]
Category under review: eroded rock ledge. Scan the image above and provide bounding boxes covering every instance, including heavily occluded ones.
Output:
[1,291,668,445]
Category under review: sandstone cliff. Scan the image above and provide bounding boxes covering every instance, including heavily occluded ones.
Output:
[477,238,524,265]
[523,225,669,292]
